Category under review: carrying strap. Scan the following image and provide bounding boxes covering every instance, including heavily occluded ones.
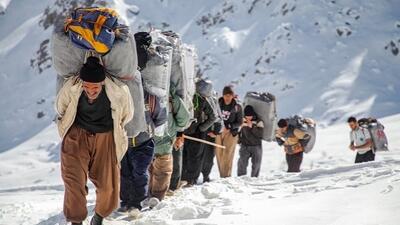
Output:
[148,94,156,114]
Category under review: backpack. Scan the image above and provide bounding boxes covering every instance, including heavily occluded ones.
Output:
[286,115,317,153]
[243,92,277,142]
[358,117,389,152]
[64,7,123,54]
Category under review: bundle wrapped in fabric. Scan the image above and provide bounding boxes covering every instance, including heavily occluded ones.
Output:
[158,31,197,126]
[140,44,173,98]
[51,21,147,138]
[358,117,389,152]
[286,115,317,153]
[195,78,221,127]
[244,92,278,142]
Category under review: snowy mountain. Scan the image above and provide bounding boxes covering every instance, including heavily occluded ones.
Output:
[0,0,399,151]
[0,1,399,224]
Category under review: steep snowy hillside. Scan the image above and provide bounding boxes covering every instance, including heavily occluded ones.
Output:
[0,0,399,154]
[0,114,399,225]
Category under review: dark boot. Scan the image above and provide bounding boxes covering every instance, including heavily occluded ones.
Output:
[90,213,103,225]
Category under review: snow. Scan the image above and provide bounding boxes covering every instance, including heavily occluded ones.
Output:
[0,0,399,224]
[0,114,399,225]
[0,0,12,13]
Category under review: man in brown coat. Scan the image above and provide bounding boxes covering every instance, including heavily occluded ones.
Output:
[275,118,310,173]
[55,57,133,225]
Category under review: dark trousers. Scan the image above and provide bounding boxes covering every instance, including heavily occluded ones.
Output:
[286,151,303,173]
[182,132,206,184]
[120,139,155,210]
[355,150,375,164]
[170,147,183,191]
[200,136,216,181]
[237,145,263,177]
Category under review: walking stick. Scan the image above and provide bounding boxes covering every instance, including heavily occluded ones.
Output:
[183,135,226,149]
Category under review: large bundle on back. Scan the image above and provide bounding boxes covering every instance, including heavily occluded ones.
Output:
[286,115,317,153]
[195,78,220,126]
[140,30,173,99]
[160,31,197,128]
[358,117,389,152]
[243,92,277,142]
[50,7,147,137]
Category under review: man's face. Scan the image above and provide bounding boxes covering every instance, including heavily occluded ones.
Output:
[82,81,103,100]
[223,94,234,104]
[348,121,358,131]
[279,126,288,133]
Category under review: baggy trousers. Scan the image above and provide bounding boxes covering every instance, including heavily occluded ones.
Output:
[200,136,216,181]
[148,154,173,201]
[237,145,263,177]
[286,151,303,173]
[61,125,119,223]
[120,139,155,209]
[182,132,206,184]
[215,132,238,178]
[170,147,183,191]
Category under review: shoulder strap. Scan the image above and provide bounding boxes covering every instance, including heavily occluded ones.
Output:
[148,95,156,114]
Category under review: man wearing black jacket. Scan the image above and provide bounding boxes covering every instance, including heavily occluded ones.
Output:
[215,86,243,178]
[182,92,216,186]
[237,105,264,177]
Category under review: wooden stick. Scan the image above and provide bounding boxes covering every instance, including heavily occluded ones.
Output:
[183,135,226,149]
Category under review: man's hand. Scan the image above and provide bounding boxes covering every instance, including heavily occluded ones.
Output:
[207,132,217,138]
[349,144,356,151]
[174,136,184,150]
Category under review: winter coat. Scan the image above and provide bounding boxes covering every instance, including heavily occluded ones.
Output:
[239,118,264,146]
[154,91,190,155]
[185,93,216,135]
[219,98,243,136]
[55,76,134,163]
[275,125,307,155]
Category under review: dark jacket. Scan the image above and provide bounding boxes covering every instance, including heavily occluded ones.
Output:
[219,98,243,136]
[185,93,216,135]
[239,117,264,146]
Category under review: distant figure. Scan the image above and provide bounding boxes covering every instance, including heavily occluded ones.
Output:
[275,118,310,173]
[237,105,264,177]
[347,117,374,163]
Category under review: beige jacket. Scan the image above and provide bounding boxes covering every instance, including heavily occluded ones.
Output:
[276,128,306,154]
[55,76,134,163]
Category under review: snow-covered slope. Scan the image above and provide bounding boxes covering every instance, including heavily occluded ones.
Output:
[0,114,399,225]
[0,0,399,151]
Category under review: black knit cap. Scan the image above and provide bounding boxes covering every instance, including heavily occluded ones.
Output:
[244,105,256,117]
[79,56,106,83]
[277,119,288,128]
[223,85,234,95]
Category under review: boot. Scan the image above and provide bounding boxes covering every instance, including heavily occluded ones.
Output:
[90,213,103,225]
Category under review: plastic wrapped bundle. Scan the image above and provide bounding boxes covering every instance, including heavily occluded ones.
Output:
[244,92,278,142]
[287,115,317,153]
[358,118,389,152]
[51,26,147,137]
[140,44,173,98]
